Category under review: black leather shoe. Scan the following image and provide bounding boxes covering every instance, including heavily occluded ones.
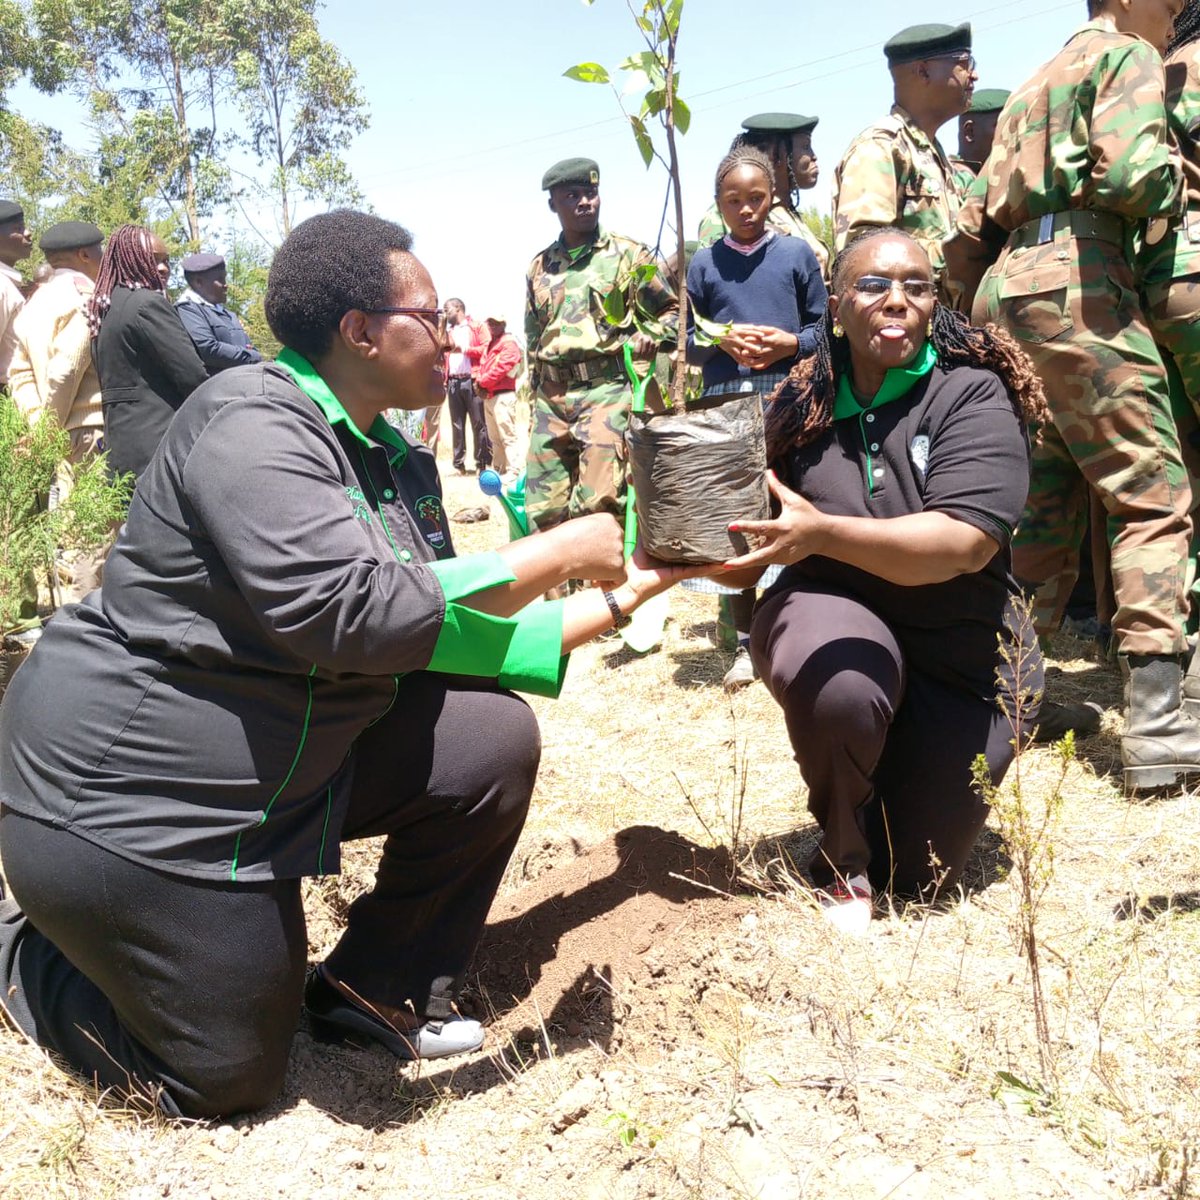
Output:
[304,966,484,1061]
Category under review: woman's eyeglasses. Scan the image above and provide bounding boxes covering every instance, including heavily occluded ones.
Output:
[851,276,937,301]
[364,307,446,326]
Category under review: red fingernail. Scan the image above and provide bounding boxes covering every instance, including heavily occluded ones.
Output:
[729,524,740,532]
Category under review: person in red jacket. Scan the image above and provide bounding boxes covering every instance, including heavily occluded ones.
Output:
[474,312,524,480]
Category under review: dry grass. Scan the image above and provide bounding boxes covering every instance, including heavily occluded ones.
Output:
[1,461,1200,1198]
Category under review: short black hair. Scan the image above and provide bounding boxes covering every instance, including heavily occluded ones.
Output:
[265,209,415,360]
[1086,0,1102,15]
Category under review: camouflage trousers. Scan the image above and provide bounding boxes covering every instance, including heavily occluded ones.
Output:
[525,379,629,532]
[974,233,1193,656]
[1143,235,1200,625]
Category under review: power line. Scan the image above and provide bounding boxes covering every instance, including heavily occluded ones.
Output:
[354,0,1076,190]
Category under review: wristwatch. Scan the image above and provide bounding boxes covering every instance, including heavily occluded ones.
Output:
[602,589,632,630]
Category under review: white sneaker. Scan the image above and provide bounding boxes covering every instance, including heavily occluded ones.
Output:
[818,873,873,935]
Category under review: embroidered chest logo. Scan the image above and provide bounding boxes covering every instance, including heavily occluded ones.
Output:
[345,486,372,525]
[416,495,447,550]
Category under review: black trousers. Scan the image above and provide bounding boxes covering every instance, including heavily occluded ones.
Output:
[447,375,491,471]
[751,585,1019,896]
[0,675,539,1117]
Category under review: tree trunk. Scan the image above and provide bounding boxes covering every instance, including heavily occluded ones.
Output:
[662,24,688,411]
[170,47,200,245]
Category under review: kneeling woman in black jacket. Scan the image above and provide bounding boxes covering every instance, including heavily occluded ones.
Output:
[0,210,696,1117]
[722,228,1047,934]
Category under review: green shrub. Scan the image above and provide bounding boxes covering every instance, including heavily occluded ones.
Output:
[0,392,132,635]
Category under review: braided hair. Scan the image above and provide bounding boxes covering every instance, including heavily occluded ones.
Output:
[764,228,1047,461]
[87,225,165,336]
[731,130,802,207]
[714,145,775,196]
[1169,1,1200,54]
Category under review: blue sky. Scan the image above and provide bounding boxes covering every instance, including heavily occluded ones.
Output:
[12,0,1083,325]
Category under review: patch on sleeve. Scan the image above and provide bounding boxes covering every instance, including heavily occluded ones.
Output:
[909,434,930,477]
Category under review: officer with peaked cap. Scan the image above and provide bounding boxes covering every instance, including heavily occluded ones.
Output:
[523,156,677,536]
[950,88,1011,192]
[174,251,261,376]
[698,112,829,278]
[0,200,33,387]
[832,22,977,302]
[8,220,113,611]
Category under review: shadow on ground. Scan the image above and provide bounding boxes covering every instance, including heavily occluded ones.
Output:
[284,826,738,1127]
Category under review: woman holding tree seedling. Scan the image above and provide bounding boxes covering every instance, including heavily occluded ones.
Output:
[0,210,701,1117]
[721,227,1046,934]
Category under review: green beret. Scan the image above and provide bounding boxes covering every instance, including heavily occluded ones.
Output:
[40,221,104,253]
[0,200,24,225]
[542,158,600,191]
[741,112,819,135]
[884,22,972,67]
[967,88,1010,115]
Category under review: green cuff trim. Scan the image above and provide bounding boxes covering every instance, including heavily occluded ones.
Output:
[428,603,519,677]
[498,599,569,698]
[427,598,568,698]
[428,552,516,601]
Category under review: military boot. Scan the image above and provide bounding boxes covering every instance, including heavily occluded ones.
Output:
[1121,654,1200,791]
[1182,639,1200,719]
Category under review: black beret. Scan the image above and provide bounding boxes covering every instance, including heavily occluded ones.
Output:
[182,252,225,274]
[39,221,104,253]
[0,200,24,225]
[742,112,819,135]
[884,22,972,67]
[967,88,1011,115]
[542,158,600,191]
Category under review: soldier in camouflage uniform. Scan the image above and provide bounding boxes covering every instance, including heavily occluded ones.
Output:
[948,88,1010,195]
[832,22,977,304]
[524,158,677,533]
[1141,3,1200,446]
[697,113,830,279]
[1139,1,1200,705]
[951,0,1198,790]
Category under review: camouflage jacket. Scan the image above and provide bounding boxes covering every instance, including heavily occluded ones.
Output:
[1141,40,1200,282]
[524,227,677,383]
[958,20,1180,241]
[949,157,980,198]
[831,104,963,276]
[696,200,831,278]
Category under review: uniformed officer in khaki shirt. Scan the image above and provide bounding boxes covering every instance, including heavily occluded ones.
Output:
[0,199,32,388]
[9,221,113,607]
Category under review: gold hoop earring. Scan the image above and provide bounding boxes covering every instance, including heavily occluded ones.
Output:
[832,322,844,338]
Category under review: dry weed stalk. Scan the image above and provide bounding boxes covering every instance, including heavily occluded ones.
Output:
[973,602,1069,1092]
[673,698,754,874]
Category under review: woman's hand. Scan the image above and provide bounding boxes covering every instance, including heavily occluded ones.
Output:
[722,471,829,570]
[552,512,627,583]
[599,542,710,609]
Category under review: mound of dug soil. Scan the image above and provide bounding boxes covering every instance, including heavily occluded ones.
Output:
[470,825,744,1048]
